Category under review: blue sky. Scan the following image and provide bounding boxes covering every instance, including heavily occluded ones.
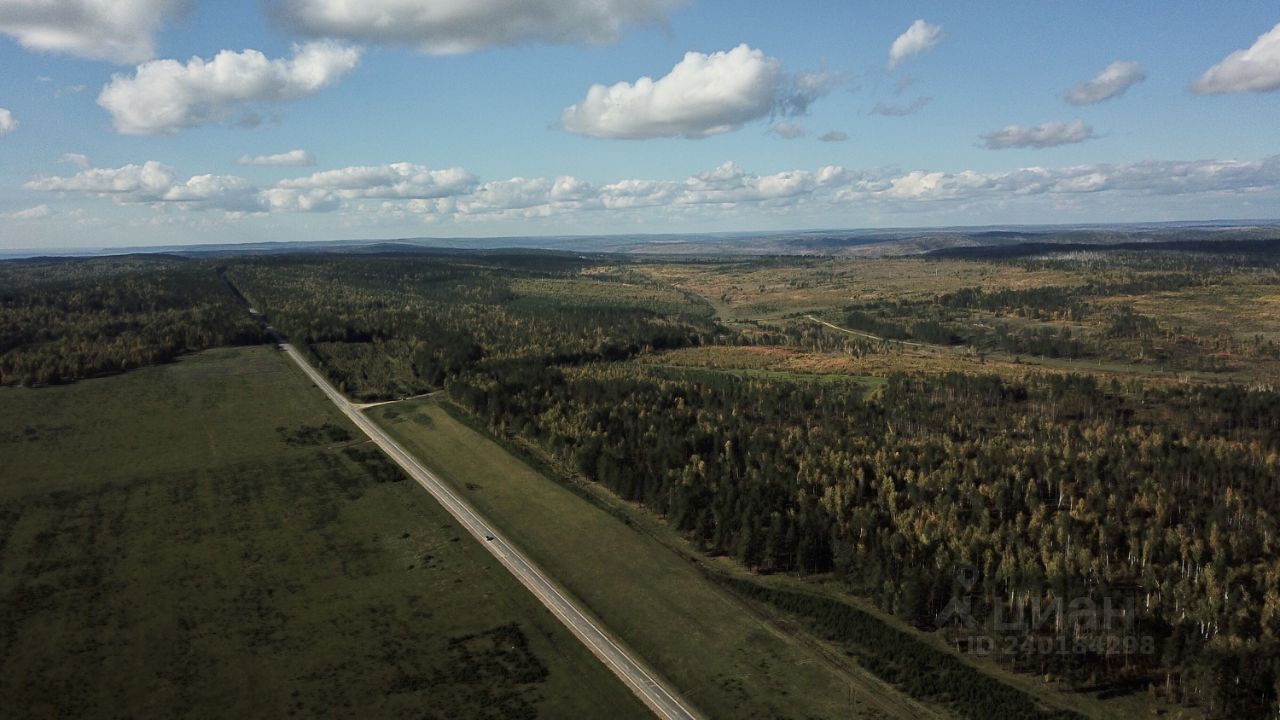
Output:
[1,1,1279,249]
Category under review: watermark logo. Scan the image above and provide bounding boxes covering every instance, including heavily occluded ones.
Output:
[935,565,1155,656]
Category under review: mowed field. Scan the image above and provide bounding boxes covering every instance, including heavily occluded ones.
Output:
[0,346,646,720]
[370,398,939,720]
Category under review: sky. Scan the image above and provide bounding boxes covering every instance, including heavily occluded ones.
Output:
[1,1,1279,249]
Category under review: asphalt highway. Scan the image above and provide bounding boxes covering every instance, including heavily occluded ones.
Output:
[277,341,700,720]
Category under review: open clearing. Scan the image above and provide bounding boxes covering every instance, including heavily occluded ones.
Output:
[0,346,646,720]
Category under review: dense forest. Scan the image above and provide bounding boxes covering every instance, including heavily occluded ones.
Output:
[6,248,1278,717]
[225,253,715,401]
[0,257,263,386]
[452,361,1280,716]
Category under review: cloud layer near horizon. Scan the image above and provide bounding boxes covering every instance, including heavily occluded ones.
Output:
[25,154,1280,225]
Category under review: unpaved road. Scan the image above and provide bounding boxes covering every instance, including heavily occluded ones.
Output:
[277,341,700,720]
[806,314,933,349]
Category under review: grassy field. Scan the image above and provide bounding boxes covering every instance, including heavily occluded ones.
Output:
[634,258,1080,320]
[634,256,1280,385]
[370,397,954,720]
[0,346,646,720]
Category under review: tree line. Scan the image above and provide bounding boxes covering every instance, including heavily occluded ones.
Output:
[0,257,263,386]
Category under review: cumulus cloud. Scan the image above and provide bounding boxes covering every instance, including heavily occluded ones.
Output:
[25,161,176,196]
[265,162,478,211]
[97,41,361,135]
[866,155,1280,203]
[0,0,180,64]
[277,0,684,55]
[0,108,16,136]
[23,161,261,211]
[238,149,315,166]
[453,175,597,217]
[872,96,931,116]
[888,19,942,70]
[819,130,848,143]
[561,44,830,139]
[28,154,1280,225]
[8,204,53,220]
[1193,23,1280,94]
[1067,61,1145,105]
[981,119,1094,150]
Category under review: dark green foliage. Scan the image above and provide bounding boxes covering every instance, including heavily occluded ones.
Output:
[0,256,263,385]
[722,578,1082,720]
[927,237,1280,263]
[452,358,1280,715]
[225,254,714,401]
[342,446,406,484]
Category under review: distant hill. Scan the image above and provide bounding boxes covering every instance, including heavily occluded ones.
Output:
[3,219,1279,261]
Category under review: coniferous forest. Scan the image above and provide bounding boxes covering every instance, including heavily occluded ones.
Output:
[0,256,263,385]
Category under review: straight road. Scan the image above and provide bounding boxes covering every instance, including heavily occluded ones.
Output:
[276,341,700,720]
[805,314,932,349]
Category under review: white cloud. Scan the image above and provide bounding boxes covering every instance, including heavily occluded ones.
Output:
[59,152,91,168]
[561,44,830,139]
[1067,61,1145,105]
[1193,23,1280,94]
[26,155,1280,226]
[872,96,931,116]
[161,174,261,211]
[238,149,315,166]
[819,130,848,143]
[25,161,176,196]
[97,41,361,135]
[981,119,1094,150]
[277,0,685,55]
[453,176,596,218]
[888,20,942,70]
[8,204,53,220]
[23,161,261,212]
[260,188,340,213]
[276,163,476,198]
[0,108,16,136]
[266,162,478,211]
[0,0,180,64]
[770,122,804,139]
